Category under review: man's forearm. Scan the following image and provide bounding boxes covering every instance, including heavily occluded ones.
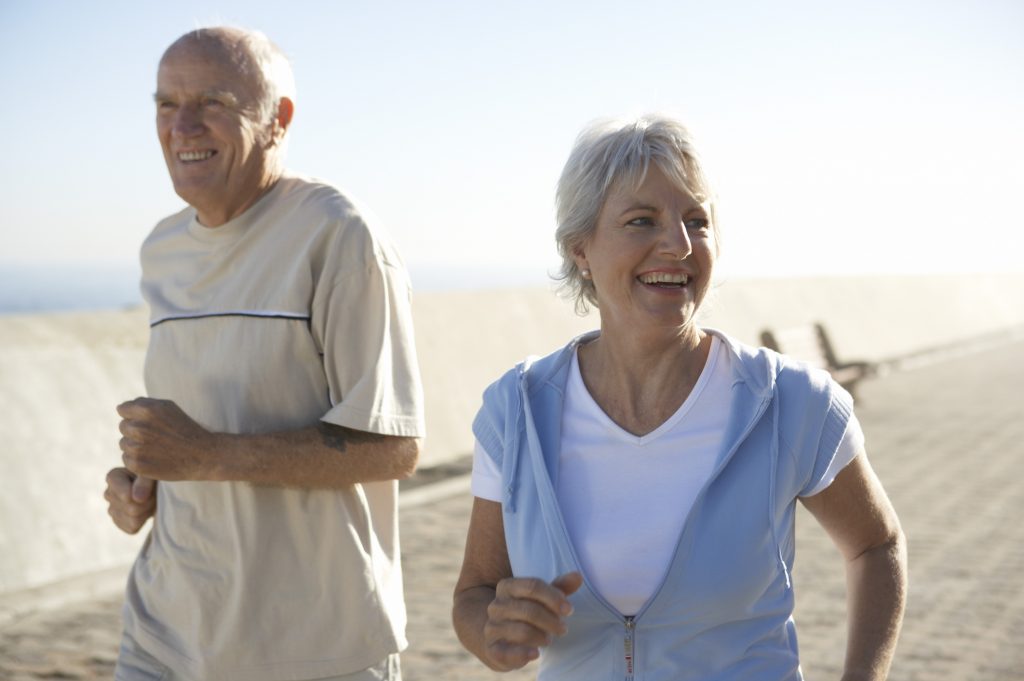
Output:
[842,533,908,681]
[211,423,420,488]
[119,398,419,488]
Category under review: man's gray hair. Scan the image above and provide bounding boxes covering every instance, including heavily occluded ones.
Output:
[168,26,295,127]
[554,115,719,314]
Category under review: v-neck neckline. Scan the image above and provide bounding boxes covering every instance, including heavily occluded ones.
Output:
[569,336,721,445]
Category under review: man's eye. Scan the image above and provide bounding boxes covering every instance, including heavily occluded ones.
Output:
[157,101,176,110]
[203,98,224,107]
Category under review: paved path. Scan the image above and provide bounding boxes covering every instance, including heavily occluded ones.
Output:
[2,340,1023,680]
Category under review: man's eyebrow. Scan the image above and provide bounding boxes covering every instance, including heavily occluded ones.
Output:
[152,89,240,106]
[200,89,241,105]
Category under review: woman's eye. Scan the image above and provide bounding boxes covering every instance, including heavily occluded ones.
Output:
[627,217,655,227]
[685,218,710,231]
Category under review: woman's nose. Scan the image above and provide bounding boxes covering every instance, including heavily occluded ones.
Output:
[660,219,693,260]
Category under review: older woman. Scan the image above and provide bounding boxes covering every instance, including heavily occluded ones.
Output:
[452,115,907,680]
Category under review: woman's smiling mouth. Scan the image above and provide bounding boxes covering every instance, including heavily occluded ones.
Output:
[638,272,690,289]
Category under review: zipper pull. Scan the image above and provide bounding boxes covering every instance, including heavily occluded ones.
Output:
[624,616,636,681]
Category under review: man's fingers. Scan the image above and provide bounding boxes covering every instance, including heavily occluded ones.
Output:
[132,476,156,503]
[116,399,144,419]
[117,397,166,419]
[105,467,134,501]
[108,507,147,535]
[104,467,156,535]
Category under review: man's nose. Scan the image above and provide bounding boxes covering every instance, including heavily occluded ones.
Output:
[172,104,204,136]
[660,218,693,260]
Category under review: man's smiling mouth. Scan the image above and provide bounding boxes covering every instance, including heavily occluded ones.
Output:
[178,150,216,162]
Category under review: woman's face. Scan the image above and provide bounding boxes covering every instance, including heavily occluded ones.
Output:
[575,164,716,336]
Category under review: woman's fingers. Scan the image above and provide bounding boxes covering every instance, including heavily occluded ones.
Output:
[552,571,584,598]
[483,572,583,669]
[499,575,577,614]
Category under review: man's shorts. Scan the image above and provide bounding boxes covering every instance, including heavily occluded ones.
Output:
[115,630,402,681]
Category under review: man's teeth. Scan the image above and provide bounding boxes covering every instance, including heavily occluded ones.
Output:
[178,150,215,162]
[639,273,689,285]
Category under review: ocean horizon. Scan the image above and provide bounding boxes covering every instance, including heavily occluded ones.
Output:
[6,263,1017,316]
[0,262,560,315]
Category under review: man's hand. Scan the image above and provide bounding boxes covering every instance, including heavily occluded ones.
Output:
[117,397,221,481]
[104,467,157,534]
[482,572,583,670]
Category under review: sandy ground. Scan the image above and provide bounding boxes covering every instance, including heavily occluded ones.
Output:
[2,340,1024,680]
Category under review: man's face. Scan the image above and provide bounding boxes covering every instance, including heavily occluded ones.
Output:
[155,44,276,226]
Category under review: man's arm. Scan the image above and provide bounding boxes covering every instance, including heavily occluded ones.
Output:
[117,397,420,488]
[800,450,907,681]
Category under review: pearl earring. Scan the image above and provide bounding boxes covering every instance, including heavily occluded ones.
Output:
[581,268,591,279]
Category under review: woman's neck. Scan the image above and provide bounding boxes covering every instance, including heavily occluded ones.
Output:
[577,325,711,436]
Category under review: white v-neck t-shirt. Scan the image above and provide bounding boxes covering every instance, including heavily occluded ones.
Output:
[472,336,863,615]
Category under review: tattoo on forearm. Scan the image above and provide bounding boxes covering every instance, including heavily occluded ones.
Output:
[317,422,386,453]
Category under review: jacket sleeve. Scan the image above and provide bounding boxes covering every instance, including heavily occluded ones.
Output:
[775,361,856,499]
[471,366,521,471]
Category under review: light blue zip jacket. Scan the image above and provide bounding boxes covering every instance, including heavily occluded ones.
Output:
[472,329,853,680]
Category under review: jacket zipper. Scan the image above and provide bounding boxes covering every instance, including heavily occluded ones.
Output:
[624,616,636,681]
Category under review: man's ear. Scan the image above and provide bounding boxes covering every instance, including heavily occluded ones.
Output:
[271,96,294,144]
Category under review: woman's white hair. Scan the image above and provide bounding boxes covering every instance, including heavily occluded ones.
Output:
[554,115,718,314]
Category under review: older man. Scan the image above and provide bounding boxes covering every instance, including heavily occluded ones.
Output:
[103,27,424,681]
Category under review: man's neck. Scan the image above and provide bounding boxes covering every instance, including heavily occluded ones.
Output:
[195,169,283,228]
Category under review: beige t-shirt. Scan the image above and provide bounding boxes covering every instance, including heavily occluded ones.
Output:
[123,174,425,680]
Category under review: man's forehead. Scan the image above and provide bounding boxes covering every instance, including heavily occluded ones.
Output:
[162,32,234,62]
[156,48,258,100]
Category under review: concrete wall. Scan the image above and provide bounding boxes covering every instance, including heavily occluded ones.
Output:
[2,273,1023,598]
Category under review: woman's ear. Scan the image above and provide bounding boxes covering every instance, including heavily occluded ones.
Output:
[574,249,590,279]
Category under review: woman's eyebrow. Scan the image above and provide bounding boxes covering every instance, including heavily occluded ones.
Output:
[618,202,659,214]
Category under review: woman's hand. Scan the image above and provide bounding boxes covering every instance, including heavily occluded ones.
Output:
[482,572,583,670]
[453,497,585,671]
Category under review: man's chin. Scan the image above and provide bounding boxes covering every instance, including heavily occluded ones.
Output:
[172,179,218,204]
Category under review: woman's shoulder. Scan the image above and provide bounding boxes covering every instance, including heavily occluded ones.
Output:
[473,334,590,443]
[713,329,836,395]
[482,331,598,398]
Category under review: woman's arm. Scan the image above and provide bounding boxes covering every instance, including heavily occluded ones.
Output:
[452,497,582,671]
[800,450,908,681]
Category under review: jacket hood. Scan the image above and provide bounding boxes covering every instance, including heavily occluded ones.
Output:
[520,328,780,400]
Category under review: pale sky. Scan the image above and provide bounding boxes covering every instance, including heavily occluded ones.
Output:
[1,0,1022,291]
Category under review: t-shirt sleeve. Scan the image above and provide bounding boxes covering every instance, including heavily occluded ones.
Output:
[313,230,425,437]
[471,439,504,501]
[801,413,865,497]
